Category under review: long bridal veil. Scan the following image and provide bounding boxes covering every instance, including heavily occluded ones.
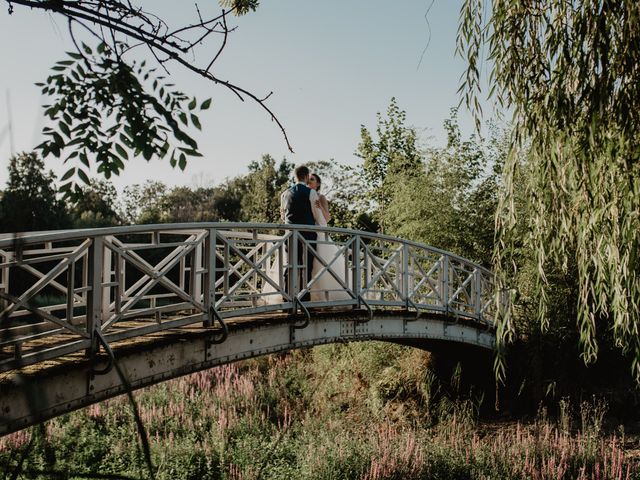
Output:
[260,241,286,305]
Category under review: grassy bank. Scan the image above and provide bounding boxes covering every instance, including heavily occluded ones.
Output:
[1,343,639,479]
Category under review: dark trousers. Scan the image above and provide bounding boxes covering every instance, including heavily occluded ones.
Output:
[285,230,317,302]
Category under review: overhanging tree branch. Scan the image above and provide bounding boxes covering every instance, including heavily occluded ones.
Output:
[4,0,293,152]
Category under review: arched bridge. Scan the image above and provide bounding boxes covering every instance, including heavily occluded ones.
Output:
[0,223,501,436]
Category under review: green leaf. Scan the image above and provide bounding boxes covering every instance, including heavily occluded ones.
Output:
[79,152,90,168]
[50,144,61,158]
[178,152,187,170]
[119,133,133,148]
[191,114,201,130]
[52,132,65,147]
[59,121,71,138]
[115,143,129,160]
[188,98,197,110]
[60,168,76,181]
[180,148,203,157]
[159,142,170,157]
[200,98,212,110]
[77,168,91,185]
[66,137,84,147]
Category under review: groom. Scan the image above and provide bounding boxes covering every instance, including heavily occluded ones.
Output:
[280,165,321,302]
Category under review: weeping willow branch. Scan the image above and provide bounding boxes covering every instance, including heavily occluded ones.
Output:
[459,0,640,382]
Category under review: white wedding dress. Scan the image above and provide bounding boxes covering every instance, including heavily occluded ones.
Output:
[308,201,352,302]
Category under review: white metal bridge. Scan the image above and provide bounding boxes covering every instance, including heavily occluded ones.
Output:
[0,223,501,436]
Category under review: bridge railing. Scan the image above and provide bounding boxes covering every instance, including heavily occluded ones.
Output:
[0,223,501,372]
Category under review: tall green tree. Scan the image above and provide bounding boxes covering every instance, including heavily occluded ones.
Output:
[356,97,422,233]
[162,186,227,223]
[385,112,502,266]
[120,181,169,225]
[210,177,247,222]
[71,179,121,228]
[241,155,293,223]
[120,179,247,225]
[459,0,640,381]
[38,46,210,197]
[306,160,377,231]
[0,152,69,232]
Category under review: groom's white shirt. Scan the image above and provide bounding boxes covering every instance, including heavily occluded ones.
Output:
[280,181,323,225]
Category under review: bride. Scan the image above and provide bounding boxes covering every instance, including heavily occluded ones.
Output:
[306,173,352,302]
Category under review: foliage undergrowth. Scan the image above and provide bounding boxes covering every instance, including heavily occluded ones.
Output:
[1,343,638,479]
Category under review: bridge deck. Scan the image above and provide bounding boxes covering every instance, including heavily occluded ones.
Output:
[1,308,380,378]
[0,311,279,376]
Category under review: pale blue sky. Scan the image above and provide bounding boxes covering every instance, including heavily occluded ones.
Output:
[0,1,486,190]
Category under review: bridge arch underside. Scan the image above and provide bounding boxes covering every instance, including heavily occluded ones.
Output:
[0,311,494,436]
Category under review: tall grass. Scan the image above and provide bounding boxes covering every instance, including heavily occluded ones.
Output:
[1,343,638,479]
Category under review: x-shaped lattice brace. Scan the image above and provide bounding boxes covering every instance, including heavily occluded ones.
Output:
[215,232,292,308]
[478,272,497,317]
[296,235,356,300]
[101,233,207,329]
[0,239,92,338]
[0,249,86,307]
[360,242,405,301]
[448,263,477,308]
[213,232,290,294]
[407,250,445,305]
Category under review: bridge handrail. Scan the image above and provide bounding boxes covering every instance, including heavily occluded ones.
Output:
[0,222,502,373]
[0,222,494,276]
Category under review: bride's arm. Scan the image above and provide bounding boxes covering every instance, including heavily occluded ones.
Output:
[319,195,331,222]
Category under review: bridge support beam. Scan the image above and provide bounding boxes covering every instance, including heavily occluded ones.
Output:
[0,312,493,437]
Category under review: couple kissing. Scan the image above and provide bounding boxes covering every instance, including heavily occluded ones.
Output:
[262,165,350,304]
[280,165,330,229]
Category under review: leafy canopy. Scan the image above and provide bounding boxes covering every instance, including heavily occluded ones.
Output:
[5,0,298,194]
[241,155,293,223]
[0,152,69,232]
[385,111,503,268]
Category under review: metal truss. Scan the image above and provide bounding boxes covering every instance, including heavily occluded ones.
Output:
[0,223,503,372]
